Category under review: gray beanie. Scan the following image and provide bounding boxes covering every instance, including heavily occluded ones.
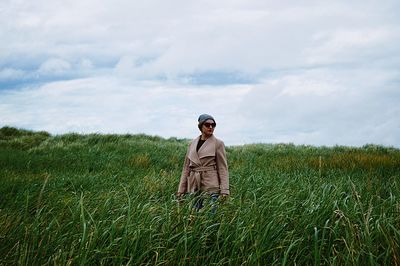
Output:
[198,114,216,129]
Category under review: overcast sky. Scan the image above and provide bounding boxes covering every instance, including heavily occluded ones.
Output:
[1,0,399,147]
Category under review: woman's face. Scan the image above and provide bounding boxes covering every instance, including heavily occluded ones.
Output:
[201,119,216,137]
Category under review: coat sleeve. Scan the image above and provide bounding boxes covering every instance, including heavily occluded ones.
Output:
[216,140,230,195]
[177,144,190,194]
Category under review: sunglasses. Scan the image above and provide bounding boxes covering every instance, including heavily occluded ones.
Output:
[203,122,216,128]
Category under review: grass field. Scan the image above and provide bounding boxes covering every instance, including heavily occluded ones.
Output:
[1,126,399,265]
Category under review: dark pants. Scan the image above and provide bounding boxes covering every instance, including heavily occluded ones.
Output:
[193,193,219,214]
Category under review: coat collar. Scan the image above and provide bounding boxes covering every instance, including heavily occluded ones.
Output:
[188,135,217,165]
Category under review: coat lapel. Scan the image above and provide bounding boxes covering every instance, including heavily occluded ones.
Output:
[187,136,201,165]
[198,135,216,159]
[187,135,217,165]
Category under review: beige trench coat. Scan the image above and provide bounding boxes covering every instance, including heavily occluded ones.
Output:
[177,135,229,195]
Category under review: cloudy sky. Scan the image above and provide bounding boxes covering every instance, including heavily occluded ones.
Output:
[1,0,399,147]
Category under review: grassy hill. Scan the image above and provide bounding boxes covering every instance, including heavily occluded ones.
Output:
[1,126,399,265]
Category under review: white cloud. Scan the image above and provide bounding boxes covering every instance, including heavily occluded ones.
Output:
[306,27,398,65]
[1,70,399,147]
[2,0,397,75]
[235,67,400,146]
[79,59,93,70]
[1,0,400,147]
[38,58,71,75]
[0,68,25,80]
[0,77,250,140]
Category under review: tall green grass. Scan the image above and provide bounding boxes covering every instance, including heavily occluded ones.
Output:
[1,126,399,265]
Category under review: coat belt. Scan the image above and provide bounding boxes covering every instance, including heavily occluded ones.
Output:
[187,165,217,193]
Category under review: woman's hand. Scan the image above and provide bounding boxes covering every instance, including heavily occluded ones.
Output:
[220,193,229,201]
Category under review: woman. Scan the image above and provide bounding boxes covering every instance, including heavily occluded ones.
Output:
[177,114,229,210]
